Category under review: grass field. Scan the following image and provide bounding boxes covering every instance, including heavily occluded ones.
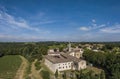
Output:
[0,55,22,79]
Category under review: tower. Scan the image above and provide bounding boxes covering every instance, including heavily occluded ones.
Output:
[68,42,71,52]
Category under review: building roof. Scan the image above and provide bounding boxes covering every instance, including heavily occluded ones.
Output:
[70,50,80,52]
[67,48,83,54]
[48,51,61,55]
[45,53,83,64]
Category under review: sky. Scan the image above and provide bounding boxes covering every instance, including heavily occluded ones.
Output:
[0,0,120,42]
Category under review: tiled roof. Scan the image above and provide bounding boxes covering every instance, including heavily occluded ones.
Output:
[45,53,83,64]
[48,51,61,54]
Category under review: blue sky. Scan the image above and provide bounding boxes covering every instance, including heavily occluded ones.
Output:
[0,0,120,42]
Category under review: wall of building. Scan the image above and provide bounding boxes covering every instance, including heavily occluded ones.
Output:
[48,53,60,56]
[69,52,74,56]
[56,62,73,71]
[44,59,73,73]
[78,60,87,70]
[75,52,81,58]
[44,59,57,73]
[69,49,83,59]
[48,49,54,52]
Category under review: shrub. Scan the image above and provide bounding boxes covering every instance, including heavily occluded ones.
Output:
[35,61,41,70]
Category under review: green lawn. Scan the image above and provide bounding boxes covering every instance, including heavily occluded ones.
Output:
[0,55,22,79]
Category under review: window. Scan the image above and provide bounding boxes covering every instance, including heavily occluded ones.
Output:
[63,67,64,69]
[59,67,61,69]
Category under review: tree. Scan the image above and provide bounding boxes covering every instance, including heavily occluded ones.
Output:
[55,69,59,79]
[35,60,41,70]
[70,72,74,79]
[100,71,105,79]
[39,45,48,55]
[63,71,67,79]
[59,47,64,52]
[31,47,43,61]
[22,47,30,57]
[0,52,4,57]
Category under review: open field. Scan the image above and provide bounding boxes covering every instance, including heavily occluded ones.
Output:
[0,55,22,79]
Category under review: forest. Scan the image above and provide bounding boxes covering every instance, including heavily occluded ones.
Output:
[83,48,120,79]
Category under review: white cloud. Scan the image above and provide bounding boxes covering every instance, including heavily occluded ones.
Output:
[79,27,90,31]
[28,11,55,25]
[92,23,97,27]
[32,20,55,25]
[92,19,96,23]
[0,10,51,34]
[0,34,48,42]
[0,11,40,31]
[79,24,106,31]
[100,24,120,33]
[79,19,106,31]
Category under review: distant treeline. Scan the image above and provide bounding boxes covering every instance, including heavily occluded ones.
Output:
[0,42,49,61]
[0,42,70,61]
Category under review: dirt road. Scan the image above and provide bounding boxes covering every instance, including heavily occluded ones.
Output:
[14,56,28,79]
[30,59,43,79]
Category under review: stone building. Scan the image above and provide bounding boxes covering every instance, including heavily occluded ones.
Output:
[67,43,84,58]
[44,53,86,73]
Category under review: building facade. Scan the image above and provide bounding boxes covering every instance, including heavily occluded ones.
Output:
[44,53,86,73]
[67,43,84,58]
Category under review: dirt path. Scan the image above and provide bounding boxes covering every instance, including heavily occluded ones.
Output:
[30,59,43,79]
[14,56,28,79]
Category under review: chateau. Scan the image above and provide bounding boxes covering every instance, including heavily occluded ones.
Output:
[44,43,87,73]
